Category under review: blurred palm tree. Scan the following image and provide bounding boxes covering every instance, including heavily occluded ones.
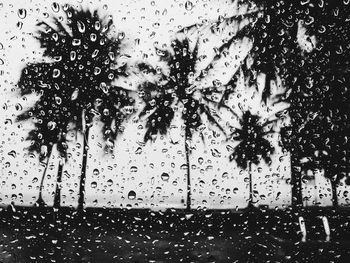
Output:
[138,37,228,210]
[228,111,275,207]
[17,5,134,210]
[280,0,350,207]
[211,0,320,209]
[181,0,315,208]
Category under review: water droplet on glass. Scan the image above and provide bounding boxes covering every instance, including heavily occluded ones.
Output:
[91,182,97,188]
[94,21,101,30]
[72,39,81,46]
[17,9,27,19]
[52,69,60,78]
[118,32,125,40]
[8,150,17,158]
[130,166,138,172]
[47,121,57,130]
[15,103,23,111]
[55,96,62,105]
[128,190,136,200]
[77,20,85,33]
[185,1,194,11]
[107,179,113,186]
[161,172,169,181]
[90,33,97,42]
[16,22,23,30]
[51,2,60,12]
[93,169,100,176]
[94,67,101,75]
[71,88,79,100]
[135,147,142,154]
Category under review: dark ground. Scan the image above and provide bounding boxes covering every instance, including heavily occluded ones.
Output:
[1,206,350,262]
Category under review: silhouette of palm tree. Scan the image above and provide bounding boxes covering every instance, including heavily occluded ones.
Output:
[138,37,227,210]
[280,1,350,208]
[200,0,319,209]
[17,5,134,211]
[228,111,275,207]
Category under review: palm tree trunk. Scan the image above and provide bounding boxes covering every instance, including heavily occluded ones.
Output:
[185,128,191,211]
[248,161,253,208]
[53,160,64,209]
[36,148,52,207]
[78,127,90,212]
[331,181,339,208]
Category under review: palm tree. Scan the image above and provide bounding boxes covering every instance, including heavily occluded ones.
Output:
[17,5,134,211]
[138,37,227,210]
[228,111,275,207]
[181,0,315,208]
[280,1,350,208]
[307,1,350,208]
[182,0,323,209]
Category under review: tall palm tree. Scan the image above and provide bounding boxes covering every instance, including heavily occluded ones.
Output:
[17,5,134,211]
[181,0,315,208]
[307,1,350,208]
[280,0,350,207]
[218,0,322,209]
[228,111,275,207]
[138,37,227,210]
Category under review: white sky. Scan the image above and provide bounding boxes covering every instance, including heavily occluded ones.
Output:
[0,0,348,210]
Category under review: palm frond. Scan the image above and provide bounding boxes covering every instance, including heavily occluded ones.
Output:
[18,5,133,159]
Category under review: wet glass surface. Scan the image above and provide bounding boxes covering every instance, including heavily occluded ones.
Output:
[0,0,350,262]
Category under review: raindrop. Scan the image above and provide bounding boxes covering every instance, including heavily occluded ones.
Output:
[72,39,81,46]
[32,177,38,184]
[47,121,57,130]
[15,103,23,111]
[118,32,125,40]
[94,21,100,30]
[94,67,101,75]
[92,49,99,58]
[51,2,60,13]
[91,182,97,188]
[93,169,100,176]
[128,190,136,200]
[77,21,85,33]
[107,179,113,186]
[71,88,79,100]
[135,147,142,154]
[16,22,23,30]
[0,59,4,65]
[4,119,12,125]
[8,150,17,158]
[185,1,194,11]
[49,31,58,41]
[52,69,60,78]
[17,8,27,19]
[55,96,62,105]
[90,33,97,42]
[130,166,138,173]
[161,172,169,181]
